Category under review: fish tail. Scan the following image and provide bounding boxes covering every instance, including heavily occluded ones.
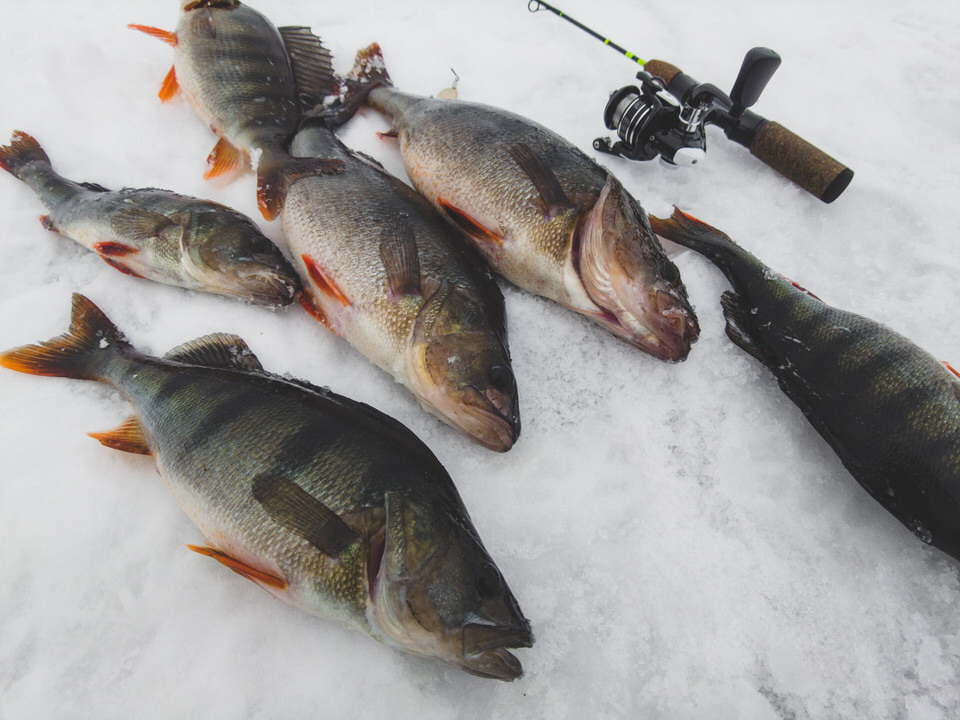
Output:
[322,43,393,128]
[0,130,52,179]
[0,293,130,381]
[648,207,751,271]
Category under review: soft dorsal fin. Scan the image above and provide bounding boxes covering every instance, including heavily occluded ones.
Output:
[509,143,573,221]
[379,220,422,296]
[252,474,360,557]
[163,333,264,371]
[278,26,339,109]
[79,181,111,193]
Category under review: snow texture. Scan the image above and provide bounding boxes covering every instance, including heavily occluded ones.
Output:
[1,1,959,718]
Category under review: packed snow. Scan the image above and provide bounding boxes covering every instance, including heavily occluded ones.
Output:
[1,1,959,718]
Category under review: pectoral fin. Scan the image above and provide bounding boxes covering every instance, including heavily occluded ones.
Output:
[87,415,151,455]
[110,206,179,242]
[509,143,573,221]
[252,475,361,557]
[187,544,288,590]
[379,220,421,296]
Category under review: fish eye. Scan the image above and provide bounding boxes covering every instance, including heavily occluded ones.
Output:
[488,364,514,391]
[659,259,681,284]
[476,562,503,597]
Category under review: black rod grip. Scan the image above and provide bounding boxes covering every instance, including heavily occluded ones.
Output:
[749,121,853,203]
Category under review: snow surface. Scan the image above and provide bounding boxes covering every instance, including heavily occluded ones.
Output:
[1,1,959,718]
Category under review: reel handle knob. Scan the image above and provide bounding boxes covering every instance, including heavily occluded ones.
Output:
[730,48,780,112]
[749,121,853,203]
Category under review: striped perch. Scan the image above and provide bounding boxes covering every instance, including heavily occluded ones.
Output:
[0,294,533,680]
[651,208,960,561]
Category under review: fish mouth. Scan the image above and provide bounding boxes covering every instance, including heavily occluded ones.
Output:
[460,622,535,681]
[453,387,521,452]
[232,260,301,307]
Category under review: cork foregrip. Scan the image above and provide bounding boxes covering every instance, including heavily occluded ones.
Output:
[750,121,853,203]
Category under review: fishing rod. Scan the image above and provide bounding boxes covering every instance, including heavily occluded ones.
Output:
[527,1,853,203]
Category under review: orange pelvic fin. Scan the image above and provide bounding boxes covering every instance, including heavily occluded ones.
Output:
[204,137,244,180]
[87,415,151,455]
[186,544,288,590]
[301,254,350,307]
[438,197,504,247]
[128,24,178,47]
[297,293,336,333]
[158,66,179,103]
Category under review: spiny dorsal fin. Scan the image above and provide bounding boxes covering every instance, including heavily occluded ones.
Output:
[379,220,422,296]
[509,143,573,221]
[87,415,151,455]
[278,26,338,109]
[252,474,360,557]
[163,333,264,372]
[110,206,179,242]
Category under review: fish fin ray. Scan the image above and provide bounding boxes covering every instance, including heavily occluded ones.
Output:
[99,256,146,279]
[379,220,422,296]
[278,26,338,109]
[158,66,179,103]
[186,544,288,590]
[110,206,178,242]
[87,415,151,455]
[301,254,350,307]
[204,137,244,180]
[252,475,360,557]
[0,131,51,177]
[720,291,772,366]
[297,293,336,333]
[127,24,178,47]
[438,197,503,247]
[38,215,59,233]
[79,181,110,193]
[163,333,264,372]
[509,143,573,220]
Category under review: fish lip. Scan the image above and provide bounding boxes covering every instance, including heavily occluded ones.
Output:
[462,391,520,452]
[460,622,534,681]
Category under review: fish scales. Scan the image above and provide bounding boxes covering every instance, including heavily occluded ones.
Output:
[0,294,531,678]
[652,209,960,559]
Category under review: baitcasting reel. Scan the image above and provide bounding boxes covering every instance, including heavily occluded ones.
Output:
[595,47,853,203]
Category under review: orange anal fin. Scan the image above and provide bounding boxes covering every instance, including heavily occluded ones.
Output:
[128,24,178,47]
[301,254,349,308]
[438,197,503,247]
[39,215,58,232]
[158,66,179,103]
[186,544,288,590]
[204,137,244,180]
[87,415,151,455]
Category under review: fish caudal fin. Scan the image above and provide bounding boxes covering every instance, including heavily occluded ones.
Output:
[0,131,52,179]
[648,207,739,258]
[347,42,391,86]
[256,151,345,221]
[0,293,129,381]
[319,42,393,128]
